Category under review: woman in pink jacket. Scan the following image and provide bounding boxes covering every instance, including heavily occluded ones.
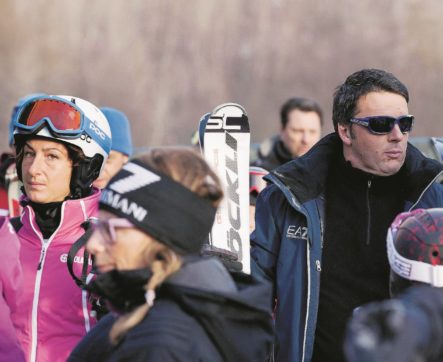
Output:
[10,95,111,362]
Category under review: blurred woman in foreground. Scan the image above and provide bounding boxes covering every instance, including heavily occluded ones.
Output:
[69,147,273,362]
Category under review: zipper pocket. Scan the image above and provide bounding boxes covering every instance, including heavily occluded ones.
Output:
[366,179,372,245]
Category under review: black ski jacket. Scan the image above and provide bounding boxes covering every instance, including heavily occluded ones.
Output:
[251,133,443,361]
[252,135,293,171]
[68,257,273,362]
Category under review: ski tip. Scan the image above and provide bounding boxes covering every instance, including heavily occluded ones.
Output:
[211,103,247,116]
[202,102,250,134]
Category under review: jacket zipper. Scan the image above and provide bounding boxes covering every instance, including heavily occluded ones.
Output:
[37,245,47,270]
[28,203,65,362]
[30,240,47,362]
[302,253,322,362]
[302,245,311,362]
[303,233,322,361]
[366,179,372,245]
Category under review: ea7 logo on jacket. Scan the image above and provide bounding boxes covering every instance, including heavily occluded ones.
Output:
[286,225,308,240]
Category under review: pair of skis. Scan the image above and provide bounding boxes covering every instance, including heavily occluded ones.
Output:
[198,104,251,273]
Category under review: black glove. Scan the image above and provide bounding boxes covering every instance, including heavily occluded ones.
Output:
[90,296,110,321]
[344,299,430,362]
[201,244,243,272]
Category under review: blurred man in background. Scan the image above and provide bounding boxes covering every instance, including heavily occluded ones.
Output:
[253,97,323,170]
[93,107,133,189]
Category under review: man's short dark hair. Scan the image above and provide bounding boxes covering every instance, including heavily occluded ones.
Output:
[332,69,409,132]
[280,97,324,129]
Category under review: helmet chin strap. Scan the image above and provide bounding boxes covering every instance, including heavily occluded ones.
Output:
[69,154,104,199]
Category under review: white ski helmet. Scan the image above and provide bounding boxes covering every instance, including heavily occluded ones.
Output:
[13,94,112,198]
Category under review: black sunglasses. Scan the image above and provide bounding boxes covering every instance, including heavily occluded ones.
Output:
[349,115,414,135]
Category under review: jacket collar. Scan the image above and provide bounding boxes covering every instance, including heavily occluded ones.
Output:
[273,138,293,164]
[269,132,443,204]
[21,188,100,241]
[165,257,237,294]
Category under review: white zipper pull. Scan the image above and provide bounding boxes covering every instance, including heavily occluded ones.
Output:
[315,260,321,272]
[37,246,47,270]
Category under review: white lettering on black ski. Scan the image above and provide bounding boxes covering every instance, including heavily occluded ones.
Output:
[206,114,248,132]
[225,131,242,259]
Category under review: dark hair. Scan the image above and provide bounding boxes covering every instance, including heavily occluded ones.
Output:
[280,97,324,128]
[332,69,409,132]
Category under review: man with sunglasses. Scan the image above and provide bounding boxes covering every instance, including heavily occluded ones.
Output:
[251,68,443,362]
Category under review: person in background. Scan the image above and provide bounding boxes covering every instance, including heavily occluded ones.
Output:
[93,107,133,189]
[249,166,268,233]
[252,97,323,171]
[0,153,14,216]
[0,216,25,362]
[345,208,443,362]
[10,94,111,362]
[0,93,45,216]
[69,148,273,362]
[251,68,443,361]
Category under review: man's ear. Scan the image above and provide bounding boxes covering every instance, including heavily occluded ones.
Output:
[337,123,352,146]
[123,155,129,164]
